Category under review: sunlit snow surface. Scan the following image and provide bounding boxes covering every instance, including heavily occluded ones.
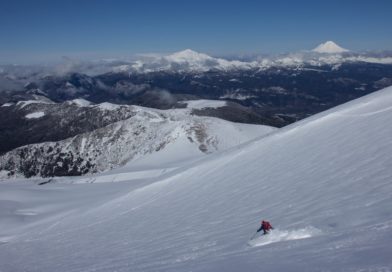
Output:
[1,87,392,271]
[248,227,322,247]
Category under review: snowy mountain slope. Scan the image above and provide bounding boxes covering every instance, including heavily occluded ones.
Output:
[1,86,392,271]
[0,101,274,178]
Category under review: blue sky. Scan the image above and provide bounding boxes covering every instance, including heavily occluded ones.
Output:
[1,0,392,63]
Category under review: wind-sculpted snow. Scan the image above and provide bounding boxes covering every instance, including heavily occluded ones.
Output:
[1,87,392,271]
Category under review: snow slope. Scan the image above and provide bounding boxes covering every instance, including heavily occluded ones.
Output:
[1,87,392,271]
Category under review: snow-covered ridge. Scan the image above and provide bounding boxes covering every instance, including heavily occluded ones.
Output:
[0,100,275,178]
[17,99,123,112]
[16,100,54,109]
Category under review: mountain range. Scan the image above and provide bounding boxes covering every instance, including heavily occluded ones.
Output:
[1,41,392,178]
[110,41,392,73]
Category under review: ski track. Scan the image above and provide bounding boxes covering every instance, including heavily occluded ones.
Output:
[248,227,322,247]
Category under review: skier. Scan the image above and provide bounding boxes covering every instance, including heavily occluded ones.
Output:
[257,220,274,235]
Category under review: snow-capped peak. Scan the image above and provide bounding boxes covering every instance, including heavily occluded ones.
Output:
[312,41,349,54]
[165,49,214,62]
[129,49,257,72]
[123,44,392,74]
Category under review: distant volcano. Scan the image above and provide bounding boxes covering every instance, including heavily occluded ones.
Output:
[312,41,349,53]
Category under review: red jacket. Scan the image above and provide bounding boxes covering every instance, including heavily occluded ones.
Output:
[262,221,272,230]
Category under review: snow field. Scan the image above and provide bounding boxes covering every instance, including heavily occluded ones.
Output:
[1,87,392,271]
